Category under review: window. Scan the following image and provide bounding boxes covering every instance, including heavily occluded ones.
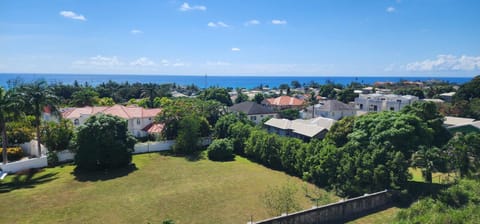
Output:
[137,119,141,125]
[390,107,395,111]
[251,116,257,121]
[74,119,79,125]
[359,104,363,110]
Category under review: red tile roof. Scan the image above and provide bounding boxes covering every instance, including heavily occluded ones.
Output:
[265,96,304,106]
[62,105,161,119]
[142,123,165,133]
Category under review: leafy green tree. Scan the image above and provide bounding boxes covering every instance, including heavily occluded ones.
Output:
[253,93,265,104]
[411,146,443,183]
[71,88,99,106]
[228,122,253,154]
[140,83,171,108]
[278,109,300,120]
[337,88,358,103]
[213,114,239,139]
[96,97,115,106]
[291,80,301,89]
[455,75,480,101]
[0,87,23,164]
[173,115,201,154]
[445,133,480,178]
[207,138,234,161]
[42,119,74,152]
[75,114,136,171]
[201,87,232,106]
[20,80,59,157]
[325,116,355,147]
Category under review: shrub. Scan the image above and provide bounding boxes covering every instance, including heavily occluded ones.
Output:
[0,147,24,161]
[75,114,136,171]
[207,139,234,161]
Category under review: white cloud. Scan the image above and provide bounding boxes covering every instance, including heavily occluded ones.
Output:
[207,21,230,28]
[272,19,287,25]
[244,19,260,26]
[231,47,241,52]
[173,62,186,67]
[179,2,206,11]
[59,11,87,21]
[386,7,396,13]
[406,55,480,72]
[130,57,155,66]
[131,29,143,34]
[74,55,122,67]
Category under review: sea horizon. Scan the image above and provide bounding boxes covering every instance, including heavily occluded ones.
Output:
[0,72,475,89]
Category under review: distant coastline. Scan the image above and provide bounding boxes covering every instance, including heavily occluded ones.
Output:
[0,73,474,89]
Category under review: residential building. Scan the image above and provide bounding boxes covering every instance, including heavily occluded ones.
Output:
[61,105,162,137]
[229,101,277,124]
[262,96,305,110]
[439,92,456,102]
[264,117,336,141]
[301,100,356,120]
[354,94,418,112]
[443,116,480,134]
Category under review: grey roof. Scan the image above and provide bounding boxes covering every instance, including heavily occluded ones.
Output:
[264,117,336,138]
[315,100,354,111]
[444,116,476,126]
[230,101,275,115]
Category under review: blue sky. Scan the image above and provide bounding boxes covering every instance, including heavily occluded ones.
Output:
[1,0,479,76]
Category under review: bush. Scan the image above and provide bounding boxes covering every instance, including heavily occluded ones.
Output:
[207,139,234,161]
[75,114,136,171]
[0,147,24,161]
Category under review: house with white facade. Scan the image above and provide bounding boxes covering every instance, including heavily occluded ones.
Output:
[354,94,418,112]
[264,117,336,141]
[229,101,277,124]
[61,105,162,137]
[302,100,356,120]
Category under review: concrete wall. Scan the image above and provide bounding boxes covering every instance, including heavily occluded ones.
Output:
[20,140,47,157]
[133,140,175,154]
[254,190,393,224]
[57,150,75,162]
[0,156,48,173]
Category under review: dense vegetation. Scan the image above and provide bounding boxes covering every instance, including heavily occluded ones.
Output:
[75,114,136,171]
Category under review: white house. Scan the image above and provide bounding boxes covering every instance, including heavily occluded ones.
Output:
[354,94,418,112]
[302,100,356,120]
[61,105,162,137]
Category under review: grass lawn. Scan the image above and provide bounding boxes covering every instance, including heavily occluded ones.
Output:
[0,153,338,224]
[348,207,400,224]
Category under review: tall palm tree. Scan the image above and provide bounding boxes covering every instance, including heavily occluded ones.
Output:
[20,80,59,157]
[0,87,23,164]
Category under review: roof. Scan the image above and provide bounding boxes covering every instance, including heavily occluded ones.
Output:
[62,105,161,120]
[314,100,354,111]
[142,123,165,133]
[264,117,336,138]
[440,92,456,97]
[444,116,476,126]
[230,101,275,115]
[422,99,445,103]
[264,96,304,106]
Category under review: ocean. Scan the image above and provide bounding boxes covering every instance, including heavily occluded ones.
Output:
[0,73,474,89]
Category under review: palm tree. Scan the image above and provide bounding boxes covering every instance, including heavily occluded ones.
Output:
[0,87,23,164]
[20,80,59,157]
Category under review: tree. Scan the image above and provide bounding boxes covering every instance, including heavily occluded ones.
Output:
[201,87,232,106]
[207,138,234,161]
[213,114,239,139]
[173,115,201,154]
[308,92,318,118]
[325,116,355,147]
[140,83,171,108]
[445,133,480,178]
[71,88,99,106]
[291,80,301,89]
[411,146,443,183]
[228,122,252,154]
[97,97,115,106]
[0,87,23,164]
[75,114,136,171]
[337,88,358,103]
[20,80,59,158]
[253,93,265,104]
[262,182,301,216]
[42,119,74,152]
[278,109,300,120]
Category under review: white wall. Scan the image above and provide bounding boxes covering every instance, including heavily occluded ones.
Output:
[133,140,175,154]
[57,150,75,162]
[0,157,48,173]
[20,140,47,157]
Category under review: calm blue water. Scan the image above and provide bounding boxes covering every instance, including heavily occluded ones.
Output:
[0,73,474,89]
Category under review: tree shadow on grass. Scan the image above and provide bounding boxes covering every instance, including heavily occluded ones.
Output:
[72,163,138,182]
[393,181,450,208]
[0,169,58,193]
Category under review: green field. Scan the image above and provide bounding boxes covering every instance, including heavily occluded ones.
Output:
[0,153,338,224]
